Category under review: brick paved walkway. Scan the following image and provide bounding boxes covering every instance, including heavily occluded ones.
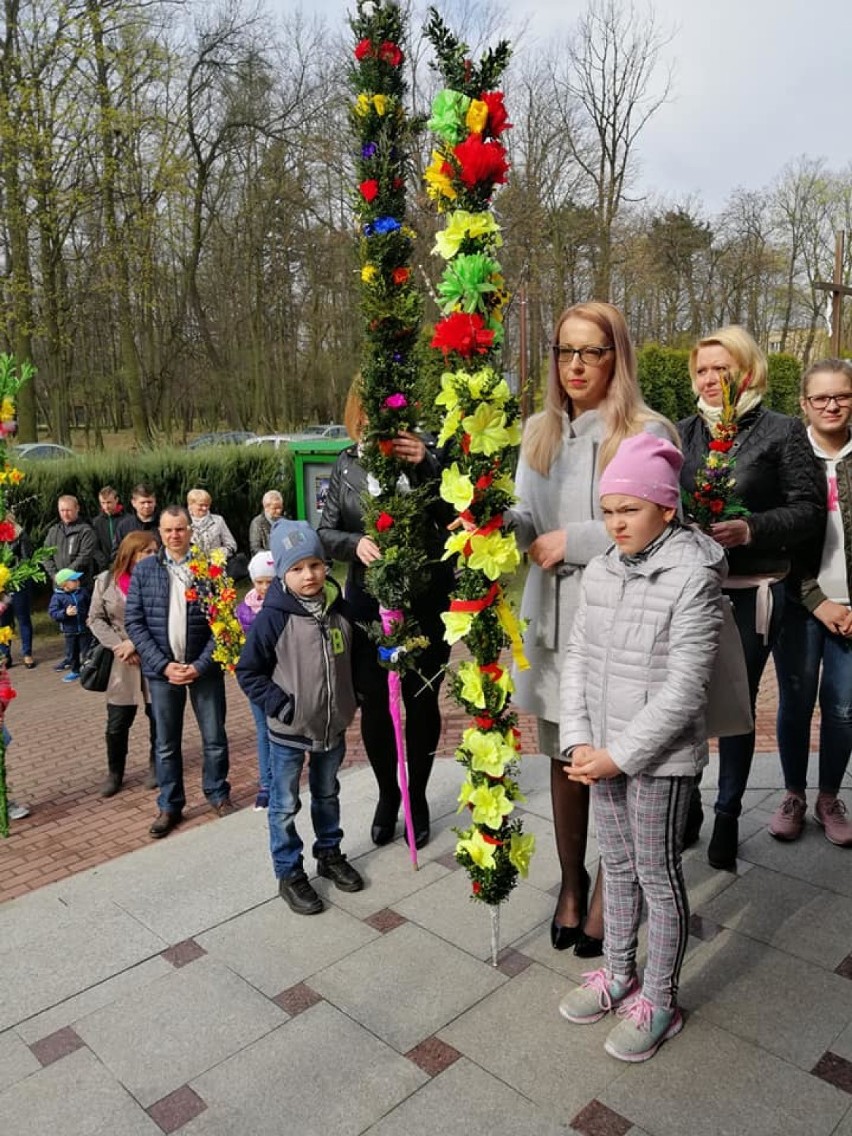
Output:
[0,635,809,904]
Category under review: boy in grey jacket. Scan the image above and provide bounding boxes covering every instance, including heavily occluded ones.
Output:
[557,434,725,1062]
[236,520,367,915]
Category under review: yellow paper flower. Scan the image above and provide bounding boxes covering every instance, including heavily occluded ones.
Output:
[465,98,489,134]
[424,151,457,202]
[469,783,514,828]
[467,531,521,580]
[489,378,511,405]
[442,528,470,562]
[466,367,495,400]
[457,661,486,708]
[361,264,378,283]
[508,831,536,877]
[463,727,509,777]
[372,93,388,116]
[0,565,10,592]
[435,371,460,410]
[437,406,463,448]
[441,608,474,644]
[354,93,371,117]
[7,468,23,484]
[462,402,511,456]
[457,828,497,869]
[457,777,476,811]
[0,398,14,420]
[440,462,474,512]
[0,626,12,645]
[493,471,516,496]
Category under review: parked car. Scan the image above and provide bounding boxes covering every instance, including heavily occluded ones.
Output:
[186,431,257,449]
[303,424,348,439]
[9,442,76,461]
[244,433,309,451]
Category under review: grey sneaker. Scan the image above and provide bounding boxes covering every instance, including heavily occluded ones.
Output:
[768,793,807,841]
[8,801,31,820]
[559,968,639,1024]
[604,994,683,1062]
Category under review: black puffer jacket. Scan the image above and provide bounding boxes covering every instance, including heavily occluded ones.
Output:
[317,445,454,624]
[679,405,826,578]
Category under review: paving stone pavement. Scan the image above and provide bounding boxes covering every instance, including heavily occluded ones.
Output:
[2,741,850,1134]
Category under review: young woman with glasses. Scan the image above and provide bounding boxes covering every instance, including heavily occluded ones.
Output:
[506,301,675,957]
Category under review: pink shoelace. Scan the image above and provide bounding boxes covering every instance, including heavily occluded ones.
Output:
[580,968,622,1011]
[616,994,655,1030]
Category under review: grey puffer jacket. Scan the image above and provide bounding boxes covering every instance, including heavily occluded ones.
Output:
[560,525,726,778]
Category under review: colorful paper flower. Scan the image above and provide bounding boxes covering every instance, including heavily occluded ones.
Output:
[467,530,521,580]
[481,90,511,135]
[469,783,514,828]
[375,511,395,532]
[359,179,380,202]
[431,312,494,357]
[361,264,378,283]
[378,40,403,66]
[424,151,458,203]
[465,98,489,134]
[440,462,475,512]
[441,608,474,644]
[453,134,509,190]
[432,210,502,259]
[436,253,501,313]
[508,831,535,877]
[354,37,372,60]
[457,828,497,869]
[391,267,410,285]
[428,89,472,144]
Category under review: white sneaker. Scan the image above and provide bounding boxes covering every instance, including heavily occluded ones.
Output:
[8,801,31,820]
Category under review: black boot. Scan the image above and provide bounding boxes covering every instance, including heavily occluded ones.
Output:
[682,785,704,849]
[101,732,126,798]
[707,813,739,870]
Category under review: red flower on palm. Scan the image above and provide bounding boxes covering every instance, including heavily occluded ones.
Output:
[480,91,512,135]
[453,134,509,190]
[431,312,495,357]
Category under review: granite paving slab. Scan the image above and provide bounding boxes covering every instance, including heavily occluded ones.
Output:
[832,1022,852,1063]
[309,843,449,919]
[195,895,379,995]
[0,1030,39,1093]
[365,1055,573,1134]
[182,1001,427,1136]
[310,920,505,1053]
[738,819,852,896]
[74,955,286,1107]
[393,864,554,962]
[438,962,626,1119]
[680,929,852,1070]
[0,1046,161,1135]
[601,1016,850,1136]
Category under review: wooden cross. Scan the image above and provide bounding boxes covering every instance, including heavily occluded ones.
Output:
[814,230,851,355]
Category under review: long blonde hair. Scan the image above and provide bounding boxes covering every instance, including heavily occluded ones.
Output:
[522,301,676,475]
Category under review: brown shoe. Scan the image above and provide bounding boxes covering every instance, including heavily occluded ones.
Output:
[212,798,236,818]
[149,810,183,838]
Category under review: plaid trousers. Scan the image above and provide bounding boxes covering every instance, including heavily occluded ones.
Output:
[592,772,693,1010]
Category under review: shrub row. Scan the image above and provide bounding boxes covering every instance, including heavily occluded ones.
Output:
[10,445,294,551]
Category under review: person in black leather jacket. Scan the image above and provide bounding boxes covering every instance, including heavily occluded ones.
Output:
[318,390,454,850]
[678,325,826,871]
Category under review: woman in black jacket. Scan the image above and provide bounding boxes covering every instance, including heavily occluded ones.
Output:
[679,325,826,870]
[318,389,454,850]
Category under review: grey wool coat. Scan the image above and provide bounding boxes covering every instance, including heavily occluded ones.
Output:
[87,571,148,707]
[560,525,726,778]
[507,410,670,722]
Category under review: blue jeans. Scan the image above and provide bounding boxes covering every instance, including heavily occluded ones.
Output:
[715,582,786,818]
[774,600,852,794]
[249,700,272,791]
[150,668,230,814]
[267,736,345,879]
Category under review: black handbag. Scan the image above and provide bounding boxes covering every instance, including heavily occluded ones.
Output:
[79,641,114,693]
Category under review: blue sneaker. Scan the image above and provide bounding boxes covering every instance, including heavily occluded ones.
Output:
[62,671,80,683]
[253,791,269,811]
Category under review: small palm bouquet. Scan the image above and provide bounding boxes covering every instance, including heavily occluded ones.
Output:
[686,369,752,529]
[185,547,245,673]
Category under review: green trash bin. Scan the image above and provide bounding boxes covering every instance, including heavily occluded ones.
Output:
[288,437,351,527]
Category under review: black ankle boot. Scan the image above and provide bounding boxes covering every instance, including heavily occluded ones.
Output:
[707,813,739,870]
[371,795,400,846]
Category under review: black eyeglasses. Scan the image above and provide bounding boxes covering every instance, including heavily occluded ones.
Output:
[806,393,852,410]
[553,345,614,365]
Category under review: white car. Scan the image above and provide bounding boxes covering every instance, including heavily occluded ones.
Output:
[244,433,310,450]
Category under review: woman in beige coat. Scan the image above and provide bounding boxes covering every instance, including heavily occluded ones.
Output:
[88,531,159,797]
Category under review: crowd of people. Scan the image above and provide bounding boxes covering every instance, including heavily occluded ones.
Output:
[2,311,850,1064]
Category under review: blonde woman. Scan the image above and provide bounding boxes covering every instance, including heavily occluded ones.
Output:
[186,489,237,558]
[679,325,826,870]
[508,301,676,956]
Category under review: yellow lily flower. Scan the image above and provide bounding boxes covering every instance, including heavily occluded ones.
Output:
[463,727,508,777]
[441,608,474,644]
[435,371,460,410]
[457,829,497,869]
[469,783,514,828]
[468,531,521,580]
[457,661,486,708]
[437,406,463,448]
[508,831,536,877]
[440,462,475,512]
[462,402,511,456]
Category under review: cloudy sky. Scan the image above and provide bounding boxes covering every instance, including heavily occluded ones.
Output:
[267,0,850,213]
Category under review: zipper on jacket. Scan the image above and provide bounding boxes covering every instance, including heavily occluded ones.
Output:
[600,573,627,748]
[317,616,334,750]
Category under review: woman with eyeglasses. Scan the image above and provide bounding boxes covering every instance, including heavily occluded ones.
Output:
[507,301,676,957]
[770,359,852,847]
[678,327,826,870]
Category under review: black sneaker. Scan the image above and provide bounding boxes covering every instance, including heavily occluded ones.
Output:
[278,871,324,915]
[316,850,364,893]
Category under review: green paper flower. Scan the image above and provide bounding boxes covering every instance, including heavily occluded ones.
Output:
[428,88,471,144]
[436,254,500,313]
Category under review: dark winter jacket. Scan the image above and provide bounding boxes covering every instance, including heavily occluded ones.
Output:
[124,550,216,680]
[678,405,826,579]
[801,443,852,613]
[236,576,368,751]
[48,585,91,636]
[113,512,162,553]
[92,508,124,570]
[317,444,454,624]
[43,519,99,587]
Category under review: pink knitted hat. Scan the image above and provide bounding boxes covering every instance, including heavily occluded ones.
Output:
[599,433,684,508]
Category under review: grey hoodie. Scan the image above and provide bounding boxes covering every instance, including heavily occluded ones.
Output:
[560,524,727,778]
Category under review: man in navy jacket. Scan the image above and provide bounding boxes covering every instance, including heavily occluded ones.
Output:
[125,506,232,838]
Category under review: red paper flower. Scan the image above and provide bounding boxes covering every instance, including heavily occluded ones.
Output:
[185,588,198,603]
[481,90,512,135]
[0,521,16,543]
[709,499,725,514]
[453,134,509,190]
[208,564,223,578]
[376,512,394,532]
[472,881,481,895]
[354,38,372,60]
[378,40,403,66]
[391,267,410,285]
[431,312,495,357]
[359,179,379,203]
[378,439,395,457]
[709,440,733,453]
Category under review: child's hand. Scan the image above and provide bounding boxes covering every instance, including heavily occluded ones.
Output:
[66,604,77,616]
[567,746,620,784]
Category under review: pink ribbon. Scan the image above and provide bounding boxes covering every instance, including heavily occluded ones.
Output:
[380,607,417,867]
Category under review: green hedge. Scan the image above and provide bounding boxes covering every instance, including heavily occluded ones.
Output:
[10,446,294,550]
[765,353,802,417]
